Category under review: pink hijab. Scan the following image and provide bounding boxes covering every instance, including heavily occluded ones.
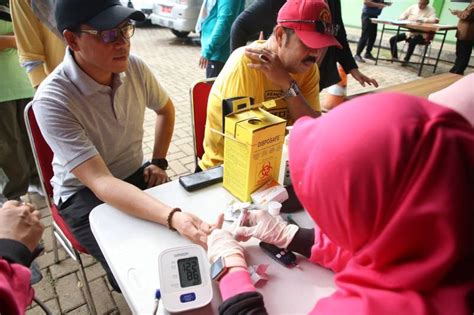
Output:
[289,93,474,315]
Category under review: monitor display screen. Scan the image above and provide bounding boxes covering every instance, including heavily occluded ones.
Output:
[177,257,202,288]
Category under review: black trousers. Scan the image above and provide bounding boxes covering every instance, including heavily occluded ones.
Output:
[58,165,148,292]
[0,98,38,200]
[206,60,225,78]
[450,39,473,75]
[356,13,378,55]
[389,33,426,61]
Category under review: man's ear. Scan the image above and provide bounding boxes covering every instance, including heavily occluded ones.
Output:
[63,30,80,51]
[274,25,286,48]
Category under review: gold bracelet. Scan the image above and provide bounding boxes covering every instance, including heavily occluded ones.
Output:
[167,208,182,231]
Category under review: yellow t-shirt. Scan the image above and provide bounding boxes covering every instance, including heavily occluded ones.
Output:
[199,41,320,170]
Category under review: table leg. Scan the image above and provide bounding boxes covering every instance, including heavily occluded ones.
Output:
[433,30,447,74]
[418,41,430,76]
[375,23,385,66]
[393,26,401,63]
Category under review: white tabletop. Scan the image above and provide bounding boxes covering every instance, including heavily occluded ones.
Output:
[90,180,336,314]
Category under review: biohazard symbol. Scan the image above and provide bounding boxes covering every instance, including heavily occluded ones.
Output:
[259,161,273,179]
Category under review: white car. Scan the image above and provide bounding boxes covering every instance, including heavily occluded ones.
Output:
[150,0,203,38]
[150,0,255,38]
[120,0,155,23]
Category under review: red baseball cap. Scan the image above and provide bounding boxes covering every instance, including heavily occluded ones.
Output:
[277,0,342,49]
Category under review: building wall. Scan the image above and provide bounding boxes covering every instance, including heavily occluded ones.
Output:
[341,0,471,43]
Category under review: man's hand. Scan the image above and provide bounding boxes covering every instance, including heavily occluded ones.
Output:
[199,56,209,69]
[0,201,44,252]
[171,212,224,248]
[350,68,379,88]
[144,164,169,188]
[245,47,293,91]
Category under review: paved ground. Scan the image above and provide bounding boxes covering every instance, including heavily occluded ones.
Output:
[22,25,471,315]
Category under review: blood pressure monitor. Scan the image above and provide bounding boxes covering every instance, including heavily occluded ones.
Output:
[158,245,213,312]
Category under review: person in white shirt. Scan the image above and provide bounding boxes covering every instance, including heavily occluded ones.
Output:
[389,0,438,66]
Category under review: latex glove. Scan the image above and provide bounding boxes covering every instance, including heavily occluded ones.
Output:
[233,210,299,249]
[207,229,247,268]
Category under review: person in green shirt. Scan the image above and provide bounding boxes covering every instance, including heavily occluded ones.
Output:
[0,2,37,201]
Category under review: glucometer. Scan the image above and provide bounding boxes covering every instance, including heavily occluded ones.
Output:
[179,166,223,192]
[259,242,298,268]
[158,245,213,313]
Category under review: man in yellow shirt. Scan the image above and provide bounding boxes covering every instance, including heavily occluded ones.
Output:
[200,0,341,170]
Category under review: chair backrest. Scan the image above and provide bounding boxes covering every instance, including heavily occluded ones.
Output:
[24,102,54,203]
[24,102,87,253]
[189,78,215,167]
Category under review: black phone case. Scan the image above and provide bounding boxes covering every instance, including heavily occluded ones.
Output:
[179,166,223,192]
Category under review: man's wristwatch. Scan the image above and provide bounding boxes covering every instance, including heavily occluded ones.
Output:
[151,158,168,170]
[210,256,245,281]
[284,80,301,99]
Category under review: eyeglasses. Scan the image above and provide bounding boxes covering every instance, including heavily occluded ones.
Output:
[278,20,339,36]
[78,23,135,43]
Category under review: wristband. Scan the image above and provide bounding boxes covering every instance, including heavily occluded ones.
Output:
[167,208,182,231]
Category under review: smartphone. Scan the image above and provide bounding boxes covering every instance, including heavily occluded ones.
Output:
[179,166,223,192]
[259,242,298,268]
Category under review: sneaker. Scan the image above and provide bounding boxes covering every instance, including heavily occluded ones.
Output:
[30,261,43,284]
[364,53,376,61]
[354,54,365,63]
[28,184,45,197]
[401,60,409,67]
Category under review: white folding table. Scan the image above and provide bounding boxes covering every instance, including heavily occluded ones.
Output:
[90,180,336,314]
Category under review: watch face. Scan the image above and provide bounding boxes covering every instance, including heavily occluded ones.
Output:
[210,257,226,280]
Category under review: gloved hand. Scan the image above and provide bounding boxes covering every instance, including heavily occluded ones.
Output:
[207,229,247,268]
[233,210,299,249]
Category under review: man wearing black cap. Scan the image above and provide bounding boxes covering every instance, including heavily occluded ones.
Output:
[31,0,218,291]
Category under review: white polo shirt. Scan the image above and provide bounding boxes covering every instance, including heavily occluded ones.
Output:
[33,49,169,204]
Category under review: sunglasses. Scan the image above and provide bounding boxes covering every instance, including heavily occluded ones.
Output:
[78,23,135,43]
[278,20,339,36]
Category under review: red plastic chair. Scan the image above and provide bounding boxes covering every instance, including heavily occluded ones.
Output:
[189,78,215,171]
[24,102,97,314]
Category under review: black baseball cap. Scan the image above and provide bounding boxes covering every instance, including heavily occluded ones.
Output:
[55,0,146,34]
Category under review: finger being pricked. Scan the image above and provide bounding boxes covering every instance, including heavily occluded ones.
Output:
[188,229,208,249]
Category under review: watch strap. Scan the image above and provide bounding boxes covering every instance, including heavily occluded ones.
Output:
[212,254,247,281]
[284,80,301,99]
[223,255,247,270]
[151,158,168,170]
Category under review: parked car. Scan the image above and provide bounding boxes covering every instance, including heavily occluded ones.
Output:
[120,0,154,24]
[150,0,255,38]
[150,0,203,38]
